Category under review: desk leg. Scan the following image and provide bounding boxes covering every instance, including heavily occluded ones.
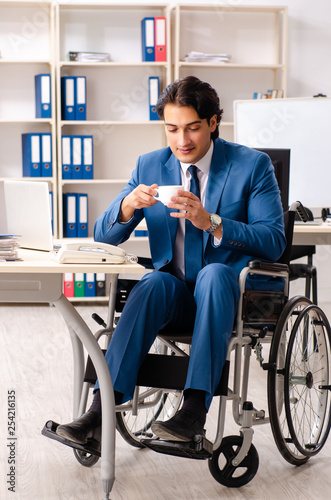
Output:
[67,324,85,419]
[54,293,116,498]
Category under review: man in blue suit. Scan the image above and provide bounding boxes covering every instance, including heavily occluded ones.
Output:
[57,76,286,444]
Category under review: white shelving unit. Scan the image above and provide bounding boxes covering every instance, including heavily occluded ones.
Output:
[0,0,58,235]
[55,1,171,241]
[173,3,288,141]
[0,2,287,302]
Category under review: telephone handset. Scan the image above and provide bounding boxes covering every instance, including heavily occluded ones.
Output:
[55,241,138,264]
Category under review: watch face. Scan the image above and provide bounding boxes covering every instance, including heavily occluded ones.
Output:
[206,214,222,234]
[211,214,222,225]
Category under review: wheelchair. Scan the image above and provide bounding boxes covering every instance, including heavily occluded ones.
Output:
[43,201,331,488]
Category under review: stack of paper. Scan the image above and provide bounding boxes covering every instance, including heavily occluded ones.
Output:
[182,51,231,63]
[68,51,111,62]
[0,235,21,261]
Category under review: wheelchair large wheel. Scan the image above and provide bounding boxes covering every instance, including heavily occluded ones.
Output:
[284,304,331,456]
[116,389,183,448]
[268,296,311,465]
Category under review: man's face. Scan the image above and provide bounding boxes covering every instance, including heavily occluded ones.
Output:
[163,103,217,164]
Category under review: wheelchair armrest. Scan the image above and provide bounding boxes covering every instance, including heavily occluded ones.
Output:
[248,259,289,274]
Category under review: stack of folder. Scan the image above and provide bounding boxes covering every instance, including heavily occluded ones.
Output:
[141,17,167,62]
[61,76,87,120]
[0,235,21,261]
[22,133,52,177]
[62,135,93,179]
[63,272,106,298]
[63,193,88,238]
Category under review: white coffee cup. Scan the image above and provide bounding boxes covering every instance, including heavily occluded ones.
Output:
[154,185,184,206]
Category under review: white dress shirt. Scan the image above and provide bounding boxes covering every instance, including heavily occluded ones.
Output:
[172,141,220,281]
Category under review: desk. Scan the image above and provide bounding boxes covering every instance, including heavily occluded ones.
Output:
[0,249,145,499]
[293,223,331,245]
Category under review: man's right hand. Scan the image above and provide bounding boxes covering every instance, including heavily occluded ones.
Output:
[120,184,158,222]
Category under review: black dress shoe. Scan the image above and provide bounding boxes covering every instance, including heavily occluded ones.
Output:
[151,408,205,442]
[56,411,101,444]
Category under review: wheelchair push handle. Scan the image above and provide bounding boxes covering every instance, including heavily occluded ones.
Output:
[92,313,107,328]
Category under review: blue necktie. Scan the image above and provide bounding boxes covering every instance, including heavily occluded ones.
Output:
[185,165,203,284]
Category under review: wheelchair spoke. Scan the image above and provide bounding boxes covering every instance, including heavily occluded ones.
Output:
[116,389,183,447]
[115,339,184,448]
[284,304,331,456]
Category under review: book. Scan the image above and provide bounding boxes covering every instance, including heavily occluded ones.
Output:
[252,89,284,99]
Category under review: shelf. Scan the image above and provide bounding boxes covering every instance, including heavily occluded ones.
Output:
[60,61,168,68]
[220,122,234,128]
[67,296,109,303]
[60,120,164,126]
[129,236,149,243]
[176,4,287,14]
[0,59,52,64]
[61,179,128,186]
[58,2,169,11]
[0,118,53,123]
[0,1,51,6]
[0,176,55,182]
[178,62,285,70]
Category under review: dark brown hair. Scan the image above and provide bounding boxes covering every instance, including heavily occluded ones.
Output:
[156,76,223,140]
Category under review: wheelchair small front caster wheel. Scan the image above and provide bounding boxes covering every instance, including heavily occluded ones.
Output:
[73,448,99,467]
[208,435,259,487]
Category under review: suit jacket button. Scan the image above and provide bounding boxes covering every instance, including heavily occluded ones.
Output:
[163,259,169,264]
[228,239,233,245]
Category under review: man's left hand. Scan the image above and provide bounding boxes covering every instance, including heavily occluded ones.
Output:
[168,190,211,231]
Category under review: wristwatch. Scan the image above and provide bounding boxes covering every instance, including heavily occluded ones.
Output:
[205,213,222,234]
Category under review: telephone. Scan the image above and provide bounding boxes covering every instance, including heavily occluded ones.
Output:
[55,241,138,264]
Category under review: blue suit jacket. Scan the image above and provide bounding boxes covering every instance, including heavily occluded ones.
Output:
[94,138,286,277]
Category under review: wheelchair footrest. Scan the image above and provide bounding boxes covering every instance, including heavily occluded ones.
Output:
[141,436,213,460]
[41,420,101,457]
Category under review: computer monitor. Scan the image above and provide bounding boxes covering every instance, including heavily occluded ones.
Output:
[3,180,53,251]
[254,148,290,212]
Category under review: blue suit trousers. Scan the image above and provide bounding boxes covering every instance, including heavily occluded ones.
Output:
[95,263,241,409]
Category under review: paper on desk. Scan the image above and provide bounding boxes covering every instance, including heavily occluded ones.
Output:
[0,234,21,260]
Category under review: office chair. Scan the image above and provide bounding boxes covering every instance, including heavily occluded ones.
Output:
[290,207,317,304]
